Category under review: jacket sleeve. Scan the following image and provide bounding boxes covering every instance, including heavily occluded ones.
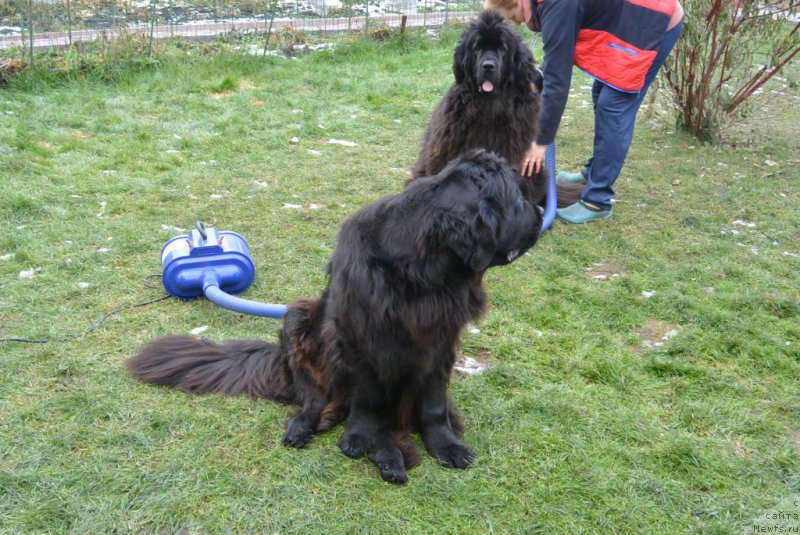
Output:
[535,0,583,146]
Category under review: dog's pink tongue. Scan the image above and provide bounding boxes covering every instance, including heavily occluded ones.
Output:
[482,80,494,93]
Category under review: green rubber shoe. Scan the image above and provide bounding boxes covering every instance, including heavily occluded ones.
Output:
[556,170,588,184]
[556,201,612,224]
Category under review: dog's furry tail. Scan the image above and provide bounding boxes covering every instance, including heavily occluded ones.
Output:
[126,336,297,403]
[555,182,583,208]
[516,167,582,209]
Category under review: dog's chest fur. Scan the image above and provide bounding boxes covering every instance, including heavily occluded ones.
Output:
[458,89,537,164]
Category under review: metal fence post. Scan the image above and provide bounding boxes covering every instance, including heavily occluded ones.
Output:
[66,0,72,46]
[148,0,157,57]
[27,0,34,68]
[263,0,278,55]
[348,0,353,31]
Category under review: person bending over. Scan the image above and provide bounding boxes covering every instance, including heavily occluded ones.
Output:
[486,0,684,223]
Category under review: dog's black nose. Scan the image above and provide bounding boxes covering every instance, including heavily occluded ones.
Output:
[482,60,496,72]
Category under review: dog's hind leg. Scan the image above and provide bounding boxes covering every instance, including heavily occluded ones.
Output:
[280,298,332,448]
[282,372,327,448]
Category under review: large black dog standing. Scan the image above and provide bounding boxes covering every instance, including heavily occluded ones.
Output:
[128,151,542,483]
[413,10,581,207]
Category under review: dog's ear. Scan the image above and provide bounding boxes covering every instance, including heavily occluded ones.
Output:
[509,33,538,89]
[444,213,495,272]
[471,197,502,271]
[510,38,522,82]
[453,37,469,85]
[445,188,502,272]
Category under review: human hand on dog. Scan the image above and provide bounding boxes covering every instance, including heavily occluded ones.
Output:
[521,142,546,176]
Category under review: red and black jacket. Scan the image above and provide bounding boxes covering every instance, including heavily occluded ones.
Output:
[529,0,678,145]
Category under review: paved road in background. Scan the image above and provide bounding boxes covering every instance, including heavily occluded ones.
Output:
[0,12,479,51]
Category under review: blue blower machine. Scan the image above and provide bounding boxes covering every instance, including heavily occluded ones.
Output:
[160,222,287,318]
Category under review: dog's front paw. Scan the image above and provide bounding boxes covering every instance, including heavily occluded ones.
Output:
[428,440,475,469]
[368,446,408,484]
[282,417,314,448]
[373,460,408,484]
[338,432,370,459]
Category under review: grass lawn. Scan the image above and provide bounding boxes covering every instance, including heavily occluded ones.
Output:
[1,29,798,533]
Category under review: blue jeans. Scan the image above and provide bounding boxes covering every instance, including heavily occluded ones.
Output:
[580,20,683,211]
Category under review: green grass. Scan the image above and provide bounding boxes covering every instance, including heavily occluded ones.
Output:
[1,29,799,534]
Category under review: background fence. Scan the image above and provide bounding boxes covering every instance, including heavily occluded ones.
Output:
[1,0,482,62]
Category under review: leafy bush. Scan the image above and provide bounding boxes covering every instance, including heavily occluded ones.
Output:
[663,0,800,142]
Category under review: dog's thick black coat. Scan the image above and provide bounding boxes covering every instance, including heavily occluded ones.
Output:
[128,150,542,484]
[413,10,581,207]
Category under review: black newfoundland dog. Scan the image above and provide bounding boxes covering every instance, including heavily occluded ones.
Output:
[413,10,580,207]
[128,150,542,484]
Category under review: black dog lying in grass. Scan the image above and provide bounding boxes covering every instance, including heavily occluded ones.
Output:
[127,150,542,483]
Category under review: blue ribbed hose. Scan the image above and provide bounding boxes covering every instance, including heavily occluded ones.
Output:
[202,272,287,318]
[542,142,557,232]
